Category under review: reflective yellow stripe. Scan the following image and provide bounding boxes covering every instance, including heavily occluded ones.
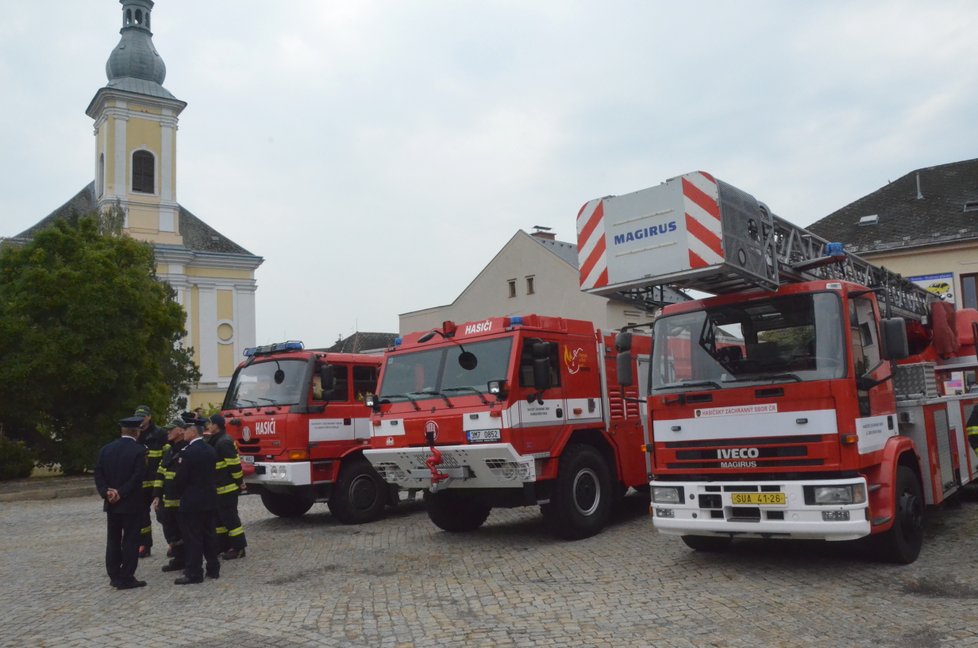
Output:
[226,457,241,466]
[151,479,163,488]
[163,470,176,479]
[231,470,243,480]
[146,449,164,458]
[216,483,240,495]
[228,527,245,537]
[140,526,152,535]
[215,459,228,470]
[163,498,180,508]
[967,426,978,436]
[216,526,228,535]
[142,480,155,488]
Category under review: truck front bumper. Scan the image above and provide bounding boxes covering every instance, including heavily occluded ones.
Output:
[244,461,312,487]
[650,477,870,541]
[364,443,538,490]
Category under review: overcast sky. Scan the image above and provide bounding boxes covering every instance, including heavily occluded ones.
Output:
[2,1,977,346]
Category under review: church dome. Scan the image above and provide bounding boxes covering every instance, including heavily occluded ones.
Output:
[105,0,166,84]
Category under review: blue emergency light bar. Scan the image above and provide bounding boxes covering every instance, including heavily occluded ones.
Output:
[243,340,304,357]
[510,316,523,326]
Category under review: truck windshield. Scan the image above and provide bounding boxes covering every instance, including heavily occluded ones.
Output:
[651,292,845,392]
[225,359,308,408]
[379,337,513,402]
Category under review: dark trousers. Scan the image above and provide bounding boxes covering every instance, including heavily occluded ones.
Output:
[178,510,220,580]
[106,511,141,583]
[217,494,247,552]
[156,505,184,564]
[139,489,154,548]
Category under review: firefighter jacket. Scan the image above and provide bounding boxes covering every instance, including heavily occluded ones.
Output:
[967,407,978,454]
[152,441,186,508]
[139,423,168,491]
[207,430,244,496]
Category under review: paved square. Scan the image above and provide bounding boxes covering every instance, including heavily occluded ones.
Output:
[3,490,978,647]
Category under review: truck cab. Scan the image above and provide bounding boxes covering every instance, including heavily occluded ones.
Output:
[222,341,393,523]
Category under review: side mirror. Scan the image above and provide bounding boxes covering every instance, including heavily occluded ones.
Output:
[617,351,633,387]
[531,342,554,392]
[880,317,909,360]
[615,331,633,353]
[319,364,336,392]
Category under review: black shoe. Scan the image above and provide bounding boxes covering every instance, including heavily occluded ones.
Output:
[206,571,220,580]
[221,548,246,560]
[115,579,147,589]
[109,578,122,588]
[161,561,184,573]
[174,576,203,585]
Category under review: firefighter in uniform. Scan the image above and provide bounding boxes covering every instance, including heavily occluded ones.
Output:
[172,417,221,584]
[967,406,978,457]
[153,416,189,572]
[206,413,248,559]
[135,405,167,558]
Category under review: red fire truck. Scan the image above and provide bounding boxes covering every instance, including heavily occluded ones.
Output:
[221,341,394,523]
[362,315,651,539]
[578,171,978,563]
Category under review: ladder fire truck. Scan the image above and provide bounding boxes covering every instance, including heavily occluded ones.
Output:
[221,341,395,524]
[362,315,651,539]
[578,171,978,563]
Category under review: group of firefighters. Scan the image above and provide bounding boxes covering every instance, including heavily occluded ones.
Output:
[95,405,249,588]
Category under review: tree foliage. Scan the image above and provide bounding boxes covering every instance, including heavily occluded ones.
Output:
[0,211,200,473]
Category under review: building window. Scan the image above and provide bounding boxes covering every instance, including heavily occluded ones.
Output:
[132,150,155,194]
[97,153,104,198]
[526,276,535,295]
[963,273,978,310]
[508,279,516,298]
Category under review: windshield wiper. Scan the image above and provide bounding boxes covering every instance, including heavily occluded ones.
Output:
[659,380,722,390]
[236,398,257,407]
[723,373,803,383]
[381,393,422,411]
[256,397,278,404]
[416,390,454,408]
[442,386,490,405]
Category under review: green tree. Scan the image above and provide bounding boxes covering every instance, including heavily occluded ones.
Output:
[0,210,200,473]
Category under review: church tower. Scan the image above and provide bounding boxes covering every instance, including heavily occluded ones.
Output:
[74,0,263,409]
[86,0,185,245]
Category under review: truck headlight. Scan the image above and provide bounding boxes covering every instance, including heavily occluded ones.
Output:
[812,484,866,505]
[652,485,684,504]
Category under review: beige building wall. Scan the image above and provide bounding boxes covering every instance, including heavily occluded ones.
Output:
[399,231,652,335]
[865,241,978,306]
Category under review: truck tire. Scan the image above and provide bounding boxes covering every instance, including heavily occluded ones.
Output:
[876,465,924,564]
[425,491,491,532]
[681,535,732,552]
[548,443,613,540]
[327,457,388,524]
[260,492,314,518]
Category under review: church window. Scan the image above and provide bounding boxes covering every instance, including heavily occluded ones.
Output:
[132,150,155,194]
[97,154,105,198]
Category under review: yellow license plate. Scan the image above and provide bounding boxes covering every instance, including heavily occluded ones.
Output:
[730,492,786,506]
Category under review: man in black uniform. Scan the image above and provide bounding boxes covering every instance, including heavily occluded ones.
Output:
[206,413,248,559]
[172,419,220,584]
[94,416,148,589]
[152,416,188,573]
[134,405,167,558]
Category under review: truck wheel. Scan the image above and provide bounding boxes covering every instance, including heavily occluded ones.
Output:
[681,535,732,552]
[425,491,491,532]
[327,458,388,524]
[549,444,613,540]
[877,465,924,564]
[260,492,314,518]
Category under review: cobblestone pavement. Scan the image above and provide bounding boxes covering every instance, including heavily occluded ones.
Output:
[4,489,978,648]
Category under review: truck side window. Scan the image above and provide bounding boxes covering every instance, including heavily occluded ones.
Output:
[353,365,378,402]
[326,366,350,402]
[518,338,561,388]
[849,296,881,377]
